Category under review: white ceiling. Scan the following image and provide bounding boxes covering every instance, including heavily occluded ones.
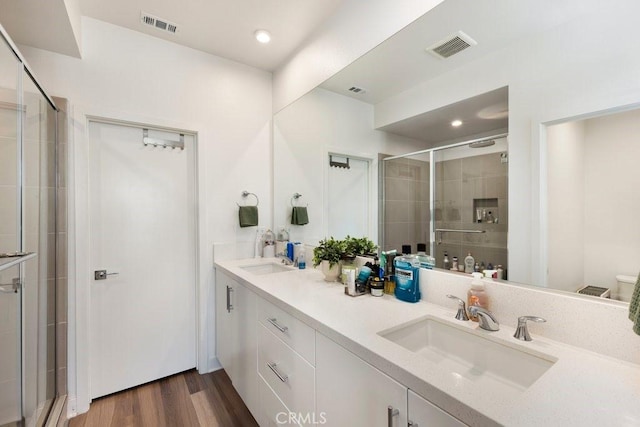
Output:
[378,87,508,146]
[317,0,587,144]
[320,0,583,105]
[0,0,345,71]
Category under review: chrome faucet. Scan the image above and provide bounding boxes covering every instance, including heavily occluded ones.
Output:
[277,254,294,266]
[446,295,469,321]
[513,316,546,341]
[468,306,500,331]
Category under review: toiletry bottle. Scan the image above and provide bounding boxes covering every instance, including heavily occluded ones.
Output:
[416,243,432,269]
[496,265,504,280]
[486,211,494,224]
[474,262,480,272]
[464,252,474,273]
[401,244,412,256]
[443,252,450,270]
[394,253,420,303]
[263,229,275,258]
[480,261,486,272]
[298,251,306,269]
[467,272,489,322]
[452,256,458,271]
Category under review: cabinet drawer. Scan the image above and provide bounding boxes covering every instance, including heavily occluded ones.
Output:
[258,324,315,419]
[258,376,297,427]
[257,297,315,365]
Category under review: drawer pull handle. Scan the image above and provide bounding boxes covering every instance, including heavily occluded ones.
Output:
[267,362,289,383]
[267,317,289,333]
[226,286,234,312]
[408,421,418,427]
[387,406,399,427]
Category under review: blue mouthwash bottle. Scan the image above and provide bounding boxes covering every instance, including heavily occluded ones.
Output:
[394,247,421,303]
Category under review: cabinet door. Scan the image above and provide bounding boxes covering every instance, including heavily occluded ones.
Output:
[233,282,259,418]
[215,270,235,376]
[316,333,407,427]
[408,390,466,427]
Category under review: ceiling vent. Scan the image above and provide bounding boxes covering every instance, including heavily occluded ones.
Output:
[426,31,476,59]
[348,86,367,94]
[141,12,179,34]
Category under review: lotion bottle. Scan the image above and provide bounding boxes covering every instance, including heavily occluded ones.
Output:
[464,252,475,273]
[467,272,489,322]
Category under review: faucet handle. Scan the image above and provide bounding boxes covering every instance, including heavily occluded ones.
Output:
[514,316,546,341]
[446,294,469,321]
[469,306,500,331]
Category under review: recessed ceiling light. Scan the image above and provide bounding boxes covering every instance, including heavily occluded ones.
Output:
[451,119,463,127]
[254,30,271,44]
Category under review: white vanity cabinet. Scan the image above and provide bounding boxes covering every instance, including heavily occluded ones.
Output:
[216,267,466,427]
[214,270,259,418]
[316,332,407,427]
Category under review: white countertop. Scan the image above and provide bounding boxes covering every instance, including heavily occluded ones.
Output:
[215,258,640,427]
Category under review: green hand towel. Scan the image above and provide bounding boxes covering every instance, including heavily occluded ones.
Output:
[291,206,309,225]
[239,205,258,228]
[628,273,640,335]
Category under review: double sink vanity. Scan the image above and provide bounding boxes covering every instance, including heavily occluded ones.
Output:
[215,258,640,426]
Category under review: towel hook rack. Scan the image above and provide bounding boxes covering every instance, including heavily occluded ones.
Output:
[237,191,259,207]
[291,192,308,207]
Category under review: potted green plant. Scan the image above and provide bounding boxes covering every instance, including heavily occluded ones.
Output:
[343,236,377,257]
[313,237,345,282]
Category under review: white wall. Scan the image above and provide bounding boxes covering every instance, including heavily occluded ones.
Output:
[374,1,640,285]
[583,110,640,290]
[19,16,273,416]
[273,87,427,247]
[272,0,444,112]
[547,121,585,292]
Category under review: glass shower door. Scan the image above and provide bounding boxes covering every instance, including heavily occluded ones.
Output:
[433,140,509,273]
[0,33,23,427]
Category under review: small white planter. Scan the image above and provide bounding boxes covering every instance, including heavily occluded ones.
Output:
[320,260,340,282]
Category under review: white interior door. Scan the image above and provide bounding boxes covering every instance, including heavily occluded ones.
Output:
[328,156,369,239]
[88,121,196,399]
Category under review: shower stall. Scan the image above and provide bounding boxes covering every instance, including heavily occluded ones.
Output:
[1,25,65,426]
[380,135,508,274]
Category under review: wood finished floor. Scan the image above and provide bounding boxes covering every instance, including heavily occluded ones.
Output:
[69,369,258,427]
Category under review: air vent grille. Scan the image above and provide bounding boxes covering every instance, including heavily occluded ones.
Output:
[348,86,367,94]
[427,31,476,59]
[141,12,179,34]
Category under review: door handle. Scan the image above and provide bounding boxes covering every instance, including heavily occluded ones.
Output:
[94,270,120,280]
[0,278,20,293]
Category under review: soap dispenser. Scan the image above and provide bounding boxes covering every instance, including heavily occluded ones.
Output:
[467,272,489,322]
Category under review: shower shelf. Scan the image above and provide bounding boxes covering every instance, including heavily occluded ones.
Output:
[0,252,37,272]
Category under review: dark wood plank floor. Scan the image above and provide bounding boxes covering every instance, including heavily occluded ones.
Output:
[69,369,258,427]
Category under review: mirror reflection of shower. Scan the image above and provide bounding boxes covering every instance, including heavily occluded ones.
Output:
[380,135,508,276]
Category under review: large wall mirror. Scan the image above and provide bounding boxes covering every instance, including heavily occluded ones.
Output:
[273,0,640,304]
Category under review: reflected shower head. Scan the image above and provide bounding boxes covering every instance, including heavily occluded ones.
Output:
[469,139,495,148]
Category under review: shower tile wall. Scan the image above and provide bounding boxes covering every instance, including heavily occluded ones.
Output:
[435,152,508,273]
[380,155,430,253]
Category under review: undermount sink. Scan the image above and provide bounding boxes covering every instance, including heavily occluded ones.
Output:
[239,262,295,275]
[378,317,556,393]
